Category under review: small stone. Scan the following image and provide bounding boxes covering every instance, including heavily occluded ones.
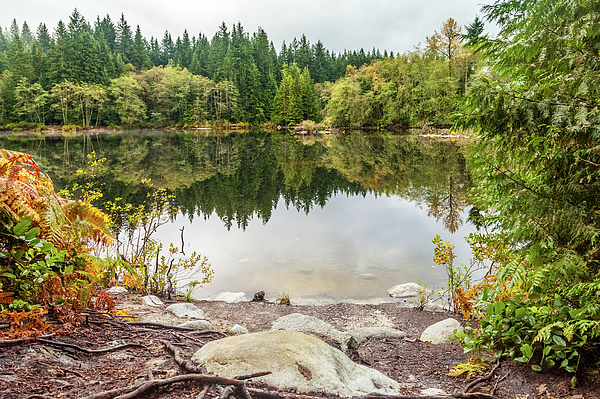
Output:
[141,295,164,307]
[420,318,463,344]
[387,282,429,298]
[213,292,248,303]
[166,303,204,319]
[350,327,406,345]
[230,324,249,334]
[423,303,445,313]
[251,291,265,302]
[421,388,447,396]
[106,286,128,296]
[178,320,213,331]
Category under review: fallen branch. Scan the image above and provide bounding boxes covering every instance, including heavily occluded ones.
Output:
[123,321,195,331]
[365,393,496,399]
[79,382,146,399]
[38,338,145,354]
[463,361,500,394]
[0,333,56,347]
[235,371,273,380]
[111,374,252,399]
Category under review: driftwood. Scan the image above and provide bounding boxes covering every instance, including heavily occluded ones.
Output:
[38,338,145,354]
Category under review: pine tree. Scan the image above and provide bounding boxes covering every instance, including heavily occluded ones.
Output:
[160,31,175,65]
[36,23,51,53]
[131,25,151,70]
[116,13,134,64]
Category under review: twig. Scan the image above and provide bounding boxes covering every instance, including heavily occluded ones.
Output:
[0,333,56,347]
[219,385,236,399]
[365,393,496,399]
[111,374,252,399]
[491,372,509,395]
[123,321,195,331]
[38,338,145,354]
[197,384,213,399]
[463,361,500,393]
[235,371,272,380]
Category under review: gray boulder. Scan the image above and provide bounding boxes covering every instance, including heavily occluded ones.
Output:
[213,292,248,303]
[271,313,351,350]
[350,327,406,345]
[420,318,463,344]
[191,330,400,397]
[166,303,205,319]
[178,320,213,331]
[230,324,249,334]
[387,282,428,298]
[141,295,164,307]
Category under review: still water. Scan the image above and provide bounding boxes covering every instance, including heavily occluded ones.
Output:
[2,129,475,303]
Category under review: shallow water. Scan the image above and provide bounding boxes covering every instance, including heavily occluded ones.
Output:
[2,129,474,302]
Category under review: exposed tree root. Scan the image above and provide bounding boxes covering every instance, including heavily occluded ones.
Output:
[0,333,56,347]
[108,374,253,399]
[38,338,145,354]
[79,382,146,399]
[463,361,500,394]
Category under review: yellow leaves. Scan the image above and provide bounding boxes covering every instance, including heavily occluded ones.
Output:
[110,309,135,322]
[448,357,489,378]
[432,234,456,266]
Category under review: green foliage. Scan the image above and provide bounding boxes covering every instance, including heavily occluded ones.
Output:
[0,214,66,301]
[454,0,600,378]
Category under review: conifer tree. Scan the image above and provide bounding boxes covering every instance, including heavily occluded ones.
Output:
[160,31,175,65]
[116,13,134,64]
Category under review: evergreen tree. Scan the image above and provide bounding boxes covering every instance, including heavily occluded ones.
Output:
[207,22,230,81]
[174,29,192,68]
[36,23,51,53]
[95,15,116,51]
[296,34,312,70]
[116,13,134,64]
[159,31,175,65]
[131,25,151,70]
[252,27,277,121]
[190,33,209,76]
[311,40,328,83]
[148,37,160,66]
[20,21,34,49]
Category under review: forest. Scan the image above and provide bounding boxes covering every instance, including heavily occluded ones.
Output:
[1,0,600,391]
[0,9,479,128]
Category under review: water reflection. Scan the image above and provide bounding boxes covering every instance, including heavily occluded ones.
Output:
[1,130,472,300]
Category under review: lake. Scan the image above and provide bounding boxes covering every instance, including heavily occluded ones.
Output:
[1,129,475,303]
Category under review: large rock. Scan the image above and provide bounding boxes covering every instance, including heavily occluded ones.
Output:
[420,318,463,344]
[191,330,400,397]
[141,295,164,307]
[213,292,248,303]
[350,327,406,345]
[271,313,350,350]
[166,303,204,319]
[387,282,427,298]
[178,320,213,331]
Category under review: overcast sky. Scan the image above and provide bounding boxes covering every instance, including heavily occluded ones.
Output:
[2,1,492,54]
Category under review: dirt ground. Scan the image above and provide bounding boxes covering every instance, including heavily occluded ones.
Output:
[1,295,599,399]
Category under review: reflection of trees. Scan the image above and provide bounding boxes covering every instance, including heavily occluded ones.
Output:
[426,177,466,233]
[1,130,470,232]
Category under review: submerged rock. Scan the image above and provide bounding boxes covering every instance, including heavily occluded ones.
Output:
[191,330,400,397]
